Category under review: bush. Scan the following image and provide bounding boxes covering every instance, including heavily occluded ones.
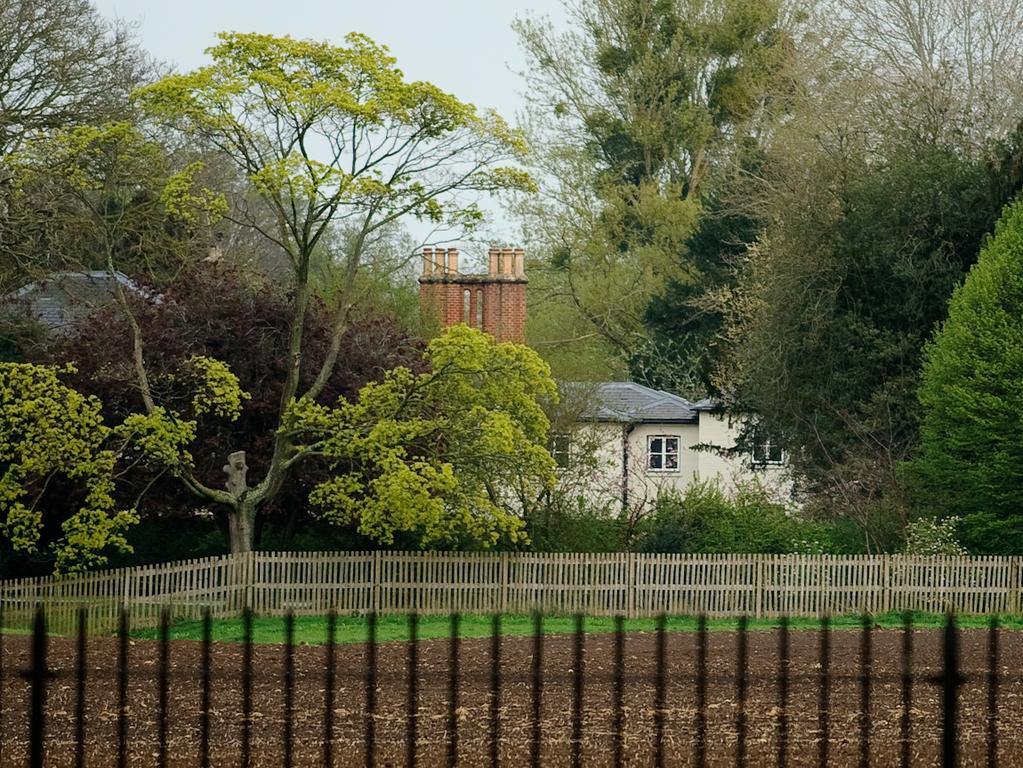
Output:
[635,481,832,554]
[526,494,629,553]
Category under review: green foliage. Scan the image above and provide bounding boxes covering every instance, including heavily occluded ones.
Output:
[136,32,531,246]
[515,0,790,385]
[290,326,558,549]
[635,481,830,554]
[182,355,251,421]
[914,200,1023,552]
[0,363,137,571]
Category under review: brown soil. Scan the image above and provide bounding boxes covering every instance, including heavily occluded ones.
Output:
[0,628,1019,766]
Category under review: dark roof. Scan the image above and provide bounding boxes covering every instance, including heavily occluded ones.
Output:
[567,381,699,424]
[4,271,151,331]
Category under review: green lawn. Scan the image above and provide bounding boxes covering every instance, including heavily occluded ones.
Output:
[130,611,1019,645]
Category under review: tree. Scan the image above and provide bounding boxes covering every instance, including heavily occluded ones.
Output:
[1,363,137,572]
[0,0,149,157]
[1,122,224,297]
[47,262,427,545]
[913,201,1023,553]
[514,0,791,388]
[715,0,1023,548]
[290,326,558,548]
[127,32,531,553]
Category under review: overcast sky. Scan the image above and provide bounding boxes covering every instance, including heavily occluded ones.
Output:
[91,1,567,249]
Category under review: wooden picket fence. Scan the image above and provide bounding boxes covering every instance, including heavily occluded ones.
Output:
[0,551,1020,634]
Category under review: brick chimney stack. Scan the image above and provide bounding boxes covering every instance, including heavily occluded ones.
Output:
[419,245,528,342]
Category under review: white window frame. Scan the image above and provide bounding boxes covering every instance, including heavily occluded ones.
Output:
[551,432,572,469]
[751,434,784,466]
[647,434,680,473]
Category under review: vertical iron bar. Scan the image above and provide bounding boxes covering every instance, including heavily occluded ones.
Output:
[75,608,87,768]
[29,605,47,768]
[406,612,419,768]
[241,607,252,768]
[201,608,211,768]
[0,602,4,766]
[530,612,543,768]
[778,616,789,768]
[447,613,460,768]
[736,616,748,768]
[489,614,502,768]
[817,616,831,768]
[283,611,295,768]
[901,612,912,768]
[987,616,999,768]
[654,614,666,768]
[860,614,872,768]
[158,608,170,768]
[365,612,378,768]
[325,609,336,768]
[696,615,707,768]
[571,614,584,768]
[942,613,960,768]
[117,607,128,768]
[612,615,625,768]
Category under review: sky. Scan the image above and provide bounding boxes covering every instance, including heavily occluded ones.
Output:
[91,0,569,250]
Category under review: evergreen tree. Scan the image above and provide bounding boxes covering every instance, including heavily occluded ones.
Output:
[915,200,1023,552]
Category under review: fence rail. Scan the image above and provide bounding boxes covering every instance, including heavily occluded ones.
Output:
[1,551,1020,633]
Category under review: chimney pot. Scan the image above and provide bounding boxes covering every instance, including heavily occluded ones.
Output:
[488,247,500,275]
[501,247,514,275]
[513,247,525,277]
[422,247,434,276]
[446,247,459,275]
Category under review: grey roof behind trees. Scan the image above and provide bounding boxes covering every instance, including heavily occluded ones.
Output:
[3,271,150,331]
[566,381,699,424]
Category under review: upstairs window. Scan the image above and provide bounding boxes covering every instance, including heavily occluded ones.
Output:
[551,432,572,469]
[647,435,679,471]
[752,433,784,466]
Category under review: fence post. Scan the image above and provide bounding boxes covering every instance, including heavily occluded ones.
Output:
[626,552,636,619]
[120,569,131,611]
[499,552,509,614]
[372,550,381,614]
[1010,558,1021,615]
[754,555,764,619]
[883,555,892,615]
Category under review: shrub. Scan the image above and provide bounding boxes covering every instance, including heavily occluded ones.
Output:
[635,481,832,554]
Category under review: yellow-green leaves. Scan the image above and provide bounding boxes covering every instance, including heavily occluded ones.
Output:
[0,363,134,571]
[291,326,558,548]
[136,31,532,253]
[183,355,250,421]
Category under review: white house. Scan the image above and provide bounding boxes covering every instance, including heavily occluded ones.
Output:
[553,382,792,515]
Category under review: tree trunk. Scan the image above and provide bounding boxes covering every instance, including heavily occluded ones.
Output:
[228,501,258,554]
[224,451,257,554]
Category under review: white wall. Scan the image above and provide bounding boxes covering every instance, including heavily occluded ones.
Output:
[556,412,794,517]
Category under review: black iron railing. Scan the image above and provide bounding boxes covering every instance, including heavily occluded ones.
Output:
[0,607,1010,766]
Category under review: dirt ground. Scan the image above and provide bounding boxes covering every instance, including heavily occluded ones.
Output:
[0,627,1018,766]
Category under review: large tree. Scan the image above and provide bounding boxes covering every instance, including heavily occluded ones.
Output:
[514,0,790,389]
[914,200,1023,553]
[0,0,149,157]
[717,0,1023,547]
[126,32,532,552]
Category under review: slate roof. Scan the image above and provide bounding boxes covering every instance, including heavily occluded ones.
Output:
[4,271,151,331]
[569,381,699,424]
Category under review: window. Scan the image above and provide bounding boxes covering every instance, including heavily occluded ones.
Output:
[752,434,784,466]
[476,289,484,329]
[551,432,572,468]
[647,435,680,471]
[463,289,471,324]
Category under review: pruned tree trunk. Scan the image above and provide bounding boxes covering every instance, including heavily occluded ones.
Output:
[224,451,257,554]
